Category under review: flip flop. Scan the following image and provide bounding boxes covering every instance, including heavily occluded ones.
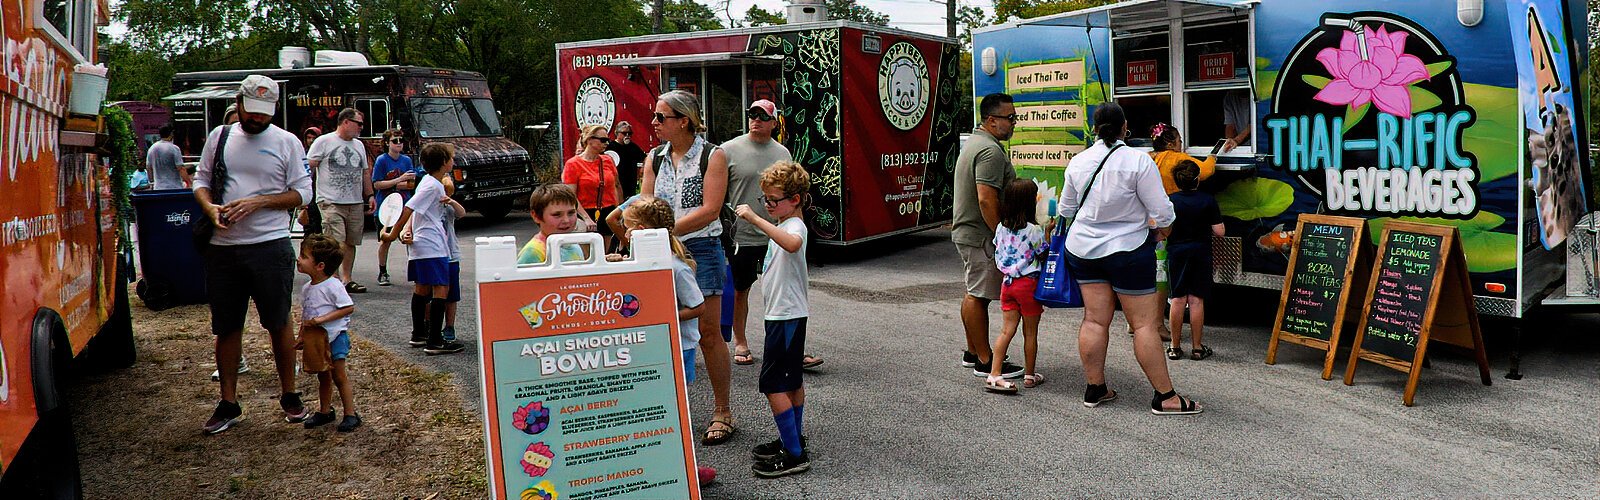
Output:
[702,418,736,446]
[733,349,755,365]
[802,354,823,369]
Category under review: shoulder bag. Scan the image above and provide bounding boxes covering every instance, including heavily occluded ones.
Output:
[192,125,231,251]
[1035,144,1122,308]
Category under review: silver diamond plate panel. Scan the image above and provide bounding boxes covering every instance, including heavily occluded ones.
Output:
[1566,212,1599,299]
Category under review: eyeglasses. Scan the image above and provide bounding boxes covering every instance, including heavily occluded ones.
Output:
[985,114,1019,123]
[747,111,775,122]
[589,136,611,144]
[759,193,797,207]
[653,112,684,123]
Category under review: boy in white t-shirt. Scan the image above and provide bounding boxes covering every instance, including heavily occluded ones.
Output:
[733,161,812,478]
[381,143,464,355]
[296,234,361,432]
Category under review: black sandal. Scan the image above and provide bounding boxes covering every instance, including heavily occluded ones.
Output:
[1190,345,1213,361]
[1166,346,1184,360]
[1151,390,1202,415]
[1083,384,1117,408]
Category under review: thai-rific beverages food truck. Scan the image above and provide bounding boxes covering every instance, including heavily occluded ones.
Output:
[973,0,1599,318]
[556,21,961,245]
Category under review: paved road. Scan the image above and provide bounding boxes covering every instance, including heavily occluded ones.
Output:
[343,215,1598,498]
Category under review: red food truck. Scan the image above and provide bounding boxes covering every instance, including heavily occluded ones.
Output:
[1,0,136,495]
[556,21,961,245]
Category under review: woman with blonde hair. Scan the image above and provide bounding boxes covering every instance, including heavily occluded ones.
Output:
[564,124,622,246]
[641,90,739,445]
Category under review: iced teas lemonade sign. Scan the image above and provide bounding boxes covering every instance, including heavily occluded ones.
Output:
[475,233,699,500]
[1265,13,1480,219]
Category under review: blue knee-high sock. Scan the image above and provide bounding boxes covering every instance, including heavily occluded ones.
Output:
[774,408,802,457]
[793,405,805,438]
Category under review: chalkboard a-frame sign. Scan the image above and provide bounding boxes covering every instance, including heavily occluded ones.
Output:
[1344,221,1491,406]
[1267,215,1369,380]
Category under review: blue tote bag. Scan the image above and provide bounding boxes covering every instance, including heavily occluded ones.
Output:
[1034,144,1121,308]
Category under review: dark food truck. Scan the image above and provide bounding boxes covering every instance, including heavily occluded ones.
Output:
[166,64,534,218]
[556,21,961,245]
[974,0,1600,318]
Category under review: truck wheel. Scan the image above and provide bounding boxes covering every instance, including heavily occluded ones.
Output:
[80,281,137,372]
[0,327,83,498]
[476,198,514,221]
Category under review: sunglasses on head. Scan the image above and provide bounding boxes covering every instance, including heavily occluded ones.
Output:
[747,111,774,122]
[653,112,684,122]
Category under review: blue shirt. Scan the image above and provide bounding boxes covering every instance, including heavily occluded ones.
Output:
[372,153,421,200]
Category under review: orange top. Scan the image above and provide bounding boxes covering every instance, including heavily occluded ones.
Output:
[1151,150,1217,195]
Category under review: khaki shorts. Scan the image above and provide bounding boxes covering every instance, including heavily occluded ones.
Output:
[318,201,365,246]
[957,243,1002,300]
[300,325,331,374]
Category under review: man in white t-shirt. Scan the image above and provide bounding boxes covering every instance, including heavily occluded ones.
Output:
[307,108,375,293]
[193,75,316,435]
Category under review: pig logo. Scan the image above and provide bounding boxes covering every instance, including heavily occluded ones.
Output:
[574,76,615,130]
[877,42,929,131]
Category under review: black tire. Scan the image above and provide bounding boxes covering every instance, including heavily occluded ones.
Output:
[475,197,514,221]
[134,278,171,311]
[0,328,83,498]
[79,281,136,372]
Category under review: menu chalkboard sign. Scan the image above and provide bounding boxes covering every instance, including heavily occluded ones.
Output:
[1267,215,1368,380]
[1344,221,1491,406]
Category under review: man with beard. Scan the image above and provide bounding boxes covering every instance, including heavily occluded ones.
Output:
[193,75,316,434]
[952,93,1024,379]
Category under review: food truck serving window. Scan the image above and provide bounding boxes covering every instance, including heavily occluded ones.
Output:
[1182,17,1251,149]
[1114,31,1169,91]
[411,98,503,138]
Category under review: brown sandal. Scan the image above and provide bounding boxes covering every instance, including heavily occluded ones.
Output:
[702,418,736,445]
[733,349,755,365]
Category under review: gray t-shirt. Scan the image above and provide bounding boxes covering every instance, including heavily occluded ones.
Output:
[194,124,313,246]
[721,134,792,247]
[951,129,1015,248]
[145,140,185,190]
[307,133,369,204]
[1223,90,1253,146]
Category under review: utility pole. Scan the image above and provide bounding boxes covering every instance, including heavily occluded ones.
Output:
[946,0,956,38]
[653,0,665,33]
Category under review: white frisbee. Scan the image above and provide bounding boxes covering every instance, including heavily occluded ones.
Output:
[377,193,405,227]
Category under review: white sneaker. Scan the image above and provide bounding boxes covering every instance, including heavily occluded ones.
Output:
[210,359,250,381]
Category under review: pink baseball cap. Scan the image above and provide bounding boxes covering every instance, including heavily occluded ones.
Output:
[748,99,778,118]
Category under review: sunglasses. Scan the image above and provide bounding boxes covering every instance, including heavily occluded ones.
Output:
[618,130,632,136]
[759,193,798,207]
[653,112,684,122]
[986,114,1019,123]
[589,136,611,144]
[347,119,365,127]
[747,111,775,122]
[389,139,404,144]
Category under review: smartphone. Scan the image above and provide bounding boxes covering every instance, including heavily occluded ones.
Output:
[1209,138,1229,155]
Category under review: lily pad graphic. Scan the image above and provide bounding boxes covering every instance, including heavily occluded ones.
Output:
[1215,178,1295,221]
[1366,211,1517,273]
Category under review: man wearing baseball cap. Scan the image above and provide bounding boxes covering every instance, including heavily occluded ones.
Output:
[718,100,820,368]
[194,74,315,434]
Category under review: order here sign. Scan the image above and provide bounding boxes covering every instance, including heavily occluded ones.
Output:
[474,231,700,500]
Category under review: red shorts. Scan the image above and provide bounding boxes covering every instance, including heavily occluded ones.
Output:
[1000,275,1043,316]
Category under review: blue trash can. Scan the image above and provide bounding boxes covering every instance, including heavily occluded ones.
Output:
[131,189,207,310]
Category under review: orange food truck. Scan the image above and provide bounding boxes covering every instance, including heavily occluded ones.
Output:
[0,0,135,495]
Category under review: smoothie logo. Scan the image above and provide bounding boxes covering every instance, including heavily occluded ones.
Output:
[520,290,639,329]
[878,41,929,131]
[574,76,615,129]
[1266,13,1479,219]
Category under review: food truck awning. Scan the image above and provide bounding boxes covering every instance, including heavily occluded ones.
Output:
[161,85,239,101]
[976,0,1255,33]
[603,52,783,67]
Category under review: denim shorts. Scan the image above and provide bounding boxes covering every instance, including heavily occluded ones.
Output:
[331,332,351,361]
[682,236,726,296]
[1066,237,1158,296]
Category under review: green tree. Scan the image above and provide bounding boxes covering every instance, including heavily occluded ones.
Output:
[994,0,1118,22]
[745,5,787,27]
[659,0,724,33]
[826,0,889,27]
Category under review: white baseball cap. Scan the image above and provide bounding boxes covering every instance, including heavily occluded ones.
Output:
[238,75,279,116]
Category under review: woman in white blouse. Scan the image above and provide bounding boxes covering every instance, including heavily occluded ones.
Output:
[1057,102,1202,415]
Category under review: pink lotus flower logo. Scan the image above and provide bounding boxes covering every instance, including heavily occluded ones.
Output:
[1312,25,1430,117]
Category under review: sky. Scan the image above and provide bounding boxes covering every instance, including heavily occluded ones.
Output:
[706,0,995,36]
[103,0,997,40]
